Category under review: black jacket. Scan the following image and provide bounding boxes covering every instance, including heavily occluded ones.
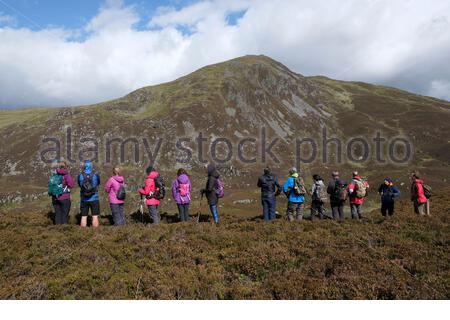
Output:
[257,173,282,198]
[327,178,347,203]
[202,170,220,205]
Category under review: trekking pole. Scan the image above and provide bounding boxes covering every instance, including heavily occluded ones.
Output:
[197,193,203,223]
[138,194,144,224]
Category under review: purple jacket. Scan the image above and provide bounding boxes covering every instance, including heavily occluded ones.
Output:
[56,169,75,201]
[105,175,125,204]
[171,174,191,204]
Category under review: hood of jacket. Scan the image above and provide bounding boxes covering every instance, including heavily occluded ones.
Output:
[210,170,220,179]
[112,175,124,183]
[315,179,325,186]
[207,164,218,176]
[83,161,93,174]
[57,168,69,175]
[177,173,189,184]
[147,171,159,179]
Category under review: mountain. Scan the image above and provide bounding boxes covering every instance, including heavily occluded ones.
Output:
[1,55,449,206]
[1,55,449,300]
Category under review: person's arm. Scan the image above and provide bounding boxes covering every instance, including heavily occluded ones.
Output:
[104,178,111,193]
[274,177,282,196]
[206,176,215,192]
[327,181,333,195]
[310,183,316,195]
[95,173,101,186]
[283,178,291,194]
[139,179,152,195]
[348,181,355,194]
[171,180,178,199]
[65,173,75,189]
[257,177,262,188]
[393,186,401,199]
[78,174,82,188]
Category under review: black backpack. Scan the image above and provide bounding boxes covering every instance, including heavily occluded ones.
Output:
[81,172,97,197]
[116,183,126,201]
[150,175,166,200]
[331,180,348,202]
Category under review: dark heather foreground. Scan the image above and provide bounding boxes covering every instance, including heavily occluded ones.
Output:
[0,189,448,300]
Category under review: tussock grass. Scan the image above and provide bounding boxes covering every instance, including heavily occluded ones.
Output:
[0,190,448,299]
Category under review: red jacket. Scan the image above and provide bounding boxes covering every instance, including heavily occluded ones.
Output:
[411,179,427,204]
[138,171,161,206]
[348,176,369,205]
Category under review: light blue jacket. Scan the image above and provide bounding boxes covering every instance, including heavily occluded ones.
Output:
[283,174,305,203]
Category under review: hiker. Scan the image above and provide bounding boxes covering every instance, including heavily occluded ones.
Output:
[78,161,101,228]
[283,167,306,221]
[48,160,74,225]
[410,171,430,215]
[257,167,282,221]
[172,168,192,222]
[201,164,223,224]
[327,171,347,221]
[138,166,164,224]
[348,171,369,219]
[378,177,401,217]
[310,174,328,220]
[105,166,126,226]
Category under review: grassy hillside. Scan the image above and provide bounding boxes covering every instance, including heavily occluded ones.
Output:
[0,190,448,299]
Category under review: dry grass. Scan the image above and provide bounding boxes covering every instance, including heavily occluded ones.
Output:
[0,189,448,300]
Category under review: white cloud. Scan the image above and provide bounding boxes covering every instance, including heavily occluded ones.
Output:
[0,0,449,108]
[429,80,450,100]
[0,12,16,26]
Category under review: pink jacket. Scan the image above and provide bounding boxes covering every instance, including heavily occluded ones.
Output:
[138,171,161,206]
[411,179,427,204]
[105,175,125,204]
[348,176,369,205]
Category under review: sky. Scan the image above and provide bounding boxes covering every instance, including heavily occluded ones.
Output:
[0,0,449,108]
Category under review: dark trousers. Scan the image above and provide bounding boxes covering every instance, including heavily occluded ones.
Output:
[350,203,363,219]
[331,201,345,221]
[262,197,276,221]
[287,202,304,221]
[177,203,190,222]
[53,199,71,225]
[311,200,325,220]
[110,203,126,226]
[381,202,394,216]
[148,205,160,224]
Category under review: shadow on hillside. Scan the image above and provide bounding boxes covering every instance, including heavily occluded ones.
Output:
[130,209,213,224]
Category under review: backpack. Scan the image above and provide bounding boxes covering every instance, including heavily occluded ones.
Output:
[354,179,367,198]
[313,182,328,203]
[292,177,306,196]
[116,183,126,201]
[331,180,348,202]
[179,183,190,197]
[215,178,225,198]
[423,184,432,199]
[48,174,64,197]
[81,172,97,198]
[153,175,166,200]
